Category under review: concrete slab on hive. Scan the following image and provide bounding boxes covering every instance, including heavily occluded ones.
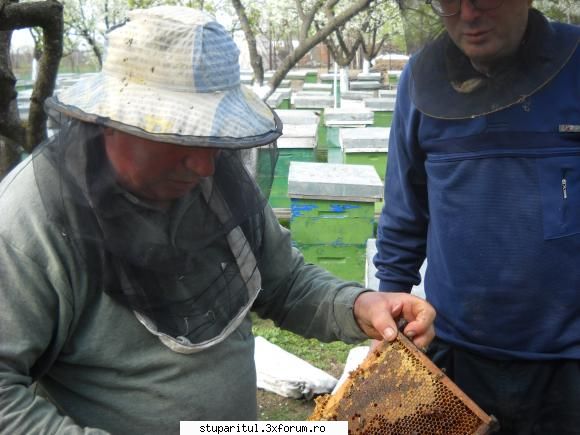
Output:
[281,123,318,139]
[293,94,335,109]
[340,127,390,151]
[350,81,383,91]
[324,108,374,126]
[365,97,396,112]
[288,161,383,202]
[275,109,320,125]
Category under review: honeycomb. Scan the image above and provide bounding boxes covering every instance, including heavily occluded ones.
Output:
[309,334,498,435]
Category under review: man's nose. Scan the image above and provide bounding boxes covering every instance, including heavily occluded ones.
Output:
[182,148,219,177]
[459,0,483,20]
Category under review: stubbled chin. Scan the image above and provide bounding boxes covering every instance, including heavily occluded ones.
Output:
[461,43,499,66]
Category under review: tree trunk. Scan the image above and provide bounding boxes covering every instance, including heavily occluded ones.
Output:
[231,0,264,86]
[0,0,63,164]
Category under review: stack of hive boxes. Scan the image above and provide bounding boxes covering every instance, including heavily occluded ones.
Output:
[322,107,374,159]
[288,161,383,283]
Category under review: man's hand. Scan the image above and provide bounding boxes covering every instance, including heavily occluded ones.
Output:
[353,291,435,349]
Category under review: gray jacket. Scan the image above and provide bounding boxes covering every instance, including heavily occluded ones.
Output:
[0,155,367,434]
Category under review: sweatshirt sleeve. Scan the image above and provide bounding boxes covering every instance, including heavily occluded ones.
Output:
[374,64,429,293]
[252,206,369,344]
[0,238,109,435]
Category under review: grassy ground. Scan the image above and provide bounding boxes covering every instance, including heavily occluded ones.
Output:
[252,314,367,420]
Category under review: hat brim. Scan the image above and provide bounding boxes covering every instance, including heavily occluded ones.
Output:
[45,73,282,149]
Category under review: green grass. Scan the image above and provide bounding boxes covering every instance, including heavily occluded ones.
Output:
[252,315,356,373]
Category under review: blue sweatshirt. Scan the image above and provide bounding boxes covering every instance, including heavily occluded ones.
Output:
[375,20,580,360]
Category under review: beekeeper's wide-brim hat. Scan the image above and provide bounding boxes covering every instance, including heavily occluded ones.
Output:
[45,6,282,149]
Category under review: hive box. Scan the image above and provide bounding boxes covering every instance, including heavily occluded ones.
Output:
[323,107,374,150]
[378,89,397,98]
[302,83,333,94]
[275,109,319,125]
[266,89,292,109]
[365,97,396,127]
[339,127,390,181]
[275,109,326,164]
[293,94,335,110]
[287,69,318,83]
[350,81,383,92]
[268,123,318,208]
[288,162,383,282]
[356,72,382,82]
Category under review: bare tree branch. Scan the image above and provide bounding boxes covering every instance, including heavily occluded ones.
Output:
[294,0,306,21]
[266,0,372,97]
[299,0,324,42]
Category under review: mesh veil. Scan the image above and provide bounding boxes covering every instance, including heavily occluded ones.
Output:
[33,113,279,352]
[408,9,578,119]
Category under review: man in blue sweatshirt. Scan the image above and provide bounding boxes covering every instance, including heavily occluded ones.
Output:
[374,0,580,433]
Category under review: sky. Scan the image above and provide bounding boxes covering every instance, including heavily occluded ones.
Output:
[11,29,35,50]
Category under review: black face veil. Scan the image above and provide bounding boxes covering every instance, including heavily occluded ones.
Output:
[408,9,578,119]
[33,111,281,353]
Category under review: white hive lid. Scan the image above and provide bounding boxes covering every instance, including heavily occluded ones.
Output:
[324,108,374,126]
[339,127,390,151]
[275,109,319,125]
[288,162,383,202]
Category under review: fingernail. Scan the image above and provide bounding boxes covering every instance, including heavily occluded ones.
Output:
[383,327,396,340]
[406,330,416,339]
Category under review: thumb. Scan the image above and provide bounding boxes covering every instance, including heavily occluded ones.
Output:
[372,302,401,342]
[379,305,400,342]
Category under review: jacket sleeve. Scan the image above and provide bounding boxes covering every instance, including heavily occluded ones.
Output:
[252,206,368,344]
[374,64,429,293]
[0,238,108,435]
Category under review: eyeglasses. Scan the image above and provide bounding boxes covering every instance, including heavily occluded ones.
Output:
[426,0,504,17]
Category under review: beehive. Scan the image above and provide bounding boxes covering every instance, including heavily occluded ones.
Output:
[324,108,374,149]
[266,123,318,208]
[309,334,498,435]
[365,98,396,127]
[288,162,383,283]
[339,127,390,182]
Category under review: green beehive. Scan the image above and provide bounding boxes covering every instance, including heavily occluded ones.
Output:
[372,111,394,127]
[378,89,397,98]
[324,108,374,149]
[295,243,367,283]
[288,162,383,283]
[267,89,292,110]
[344,152,387,180]
[387,70,402,88]
[365,98,396,127]
[302,83,333,94]
[290,199,375,245]
[293,94,335,111]
[305,70,318,83]
[268,124,318,209]
[275,109,319,126]
[339,127,390,181]
[320,73,334,85]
